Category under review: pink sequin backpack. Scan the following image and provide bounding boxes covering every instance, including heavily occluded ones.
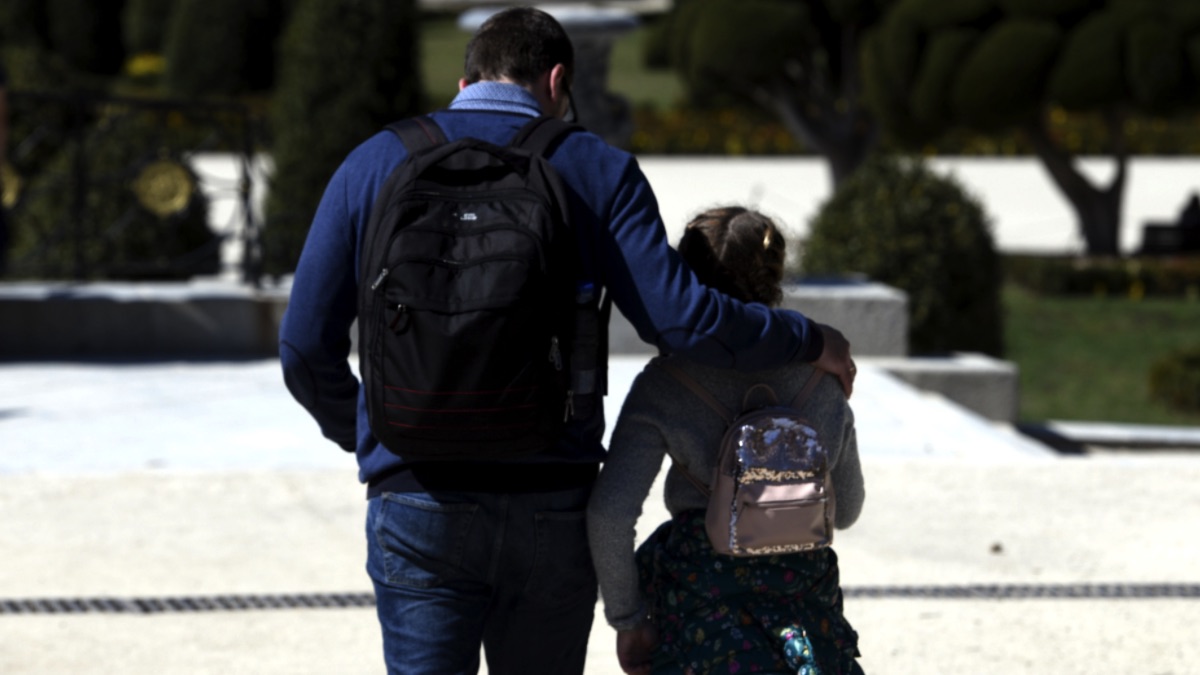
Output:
[659,364,835,557]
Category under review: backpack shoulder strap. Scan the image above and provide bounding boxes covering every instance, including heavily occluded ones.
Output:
[656,362,734,425]
[385,115,447,154]
[655,362,731,498]
[789,369,826,409]
[509,115,579,157]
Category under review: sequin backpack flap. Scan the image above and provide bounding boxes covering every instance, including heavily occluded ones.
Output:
[659,364,835,557]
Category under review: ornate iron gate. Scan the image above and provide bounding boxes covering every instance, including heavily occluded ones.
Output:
[3,90,267,284]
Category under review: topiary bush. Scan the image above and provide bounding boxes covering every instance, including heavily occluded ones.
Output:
[43,0,127,77]
[265,0,422,276]
[122,0,176,56]
[1148,347,1200,413]
[802,154,1004,356]
[162,0,288,98]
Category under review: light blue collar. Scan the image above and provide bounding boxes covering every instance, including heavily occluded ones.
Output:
[449,81,542,117]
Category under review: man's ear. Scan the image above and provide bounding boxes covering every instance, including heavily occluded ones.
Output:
[458,78,470,92]
[548,63,570,117]
[549,64,568,101]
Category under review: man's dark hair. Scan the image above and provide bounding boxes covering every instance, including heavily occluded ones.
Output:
[464,7,574,86]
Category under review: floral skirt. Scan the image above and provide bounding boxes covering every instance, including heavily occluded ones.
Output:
[636,510,863,675]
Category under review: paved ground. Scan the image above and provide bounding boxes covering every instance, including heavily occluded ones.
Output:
[1,357,1198,674]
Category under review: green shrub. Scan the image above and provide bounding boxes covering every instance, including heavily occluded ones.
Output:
[122,0,176,56]
[950,19,1062,130]
[1148,347,1200,412]
[162,0,287,97]
[44,0,126,76]
[802,154,1004,355]
[1047,9,1130,110]
[265,0,422,275]
[1004,254,1200,298]
[0,0,50,49]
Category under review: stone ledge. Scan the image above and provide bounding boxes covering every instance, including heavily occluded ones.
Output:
[0,281,288,359]
[607,280,909,357]
[868,352,1019,423]
[1,279,909,361]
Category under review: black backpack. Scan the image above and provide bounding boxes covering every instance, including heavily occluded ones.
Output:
[358,115,604,461]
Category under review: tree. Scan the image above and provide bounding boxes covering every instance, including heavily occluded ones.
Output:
[864,0,1200,255]
[650,0,892,186]
[264,0,423,275]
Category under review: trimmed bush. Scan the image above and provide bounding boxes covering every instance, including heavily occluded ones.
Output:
[950,19,1062,130]
[0,0,51,49]
[1004,255,1200,298]
[1126,19,1184,112]
[44,0,126,77]
[910,28,978,129]
[264,0,422,275]
[899,0,996,29]
[802,154,1004,355]
[997,0,1093,17]
[122,0,176,56]
[163,0,287,97]
[163,0,247,98]
[1046,10,1130,109]
[1149,347,1200,413]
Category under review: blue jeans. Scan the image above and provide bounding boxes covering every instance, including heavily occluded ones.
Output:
[366,485,598,675]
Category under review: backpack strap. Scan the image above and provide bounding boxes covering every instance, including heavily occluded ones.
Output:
[789,369,825,408]
[741,383,780,411]
[656,362,729,498]
[385,115,447,154]
[509,115,579,157]
[656,362,734,425]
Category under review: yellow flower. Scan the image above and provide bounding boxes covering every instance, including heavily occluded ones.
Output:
[125,53,166,78]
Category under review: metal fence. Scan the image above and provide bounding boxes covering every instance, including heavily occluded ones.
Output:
[3,90,268,284]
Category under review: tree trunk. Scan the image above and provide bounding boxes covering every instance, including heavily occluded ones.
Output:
[1024,110,1127,256]
[762,86,877,190]
[824,128,874,188]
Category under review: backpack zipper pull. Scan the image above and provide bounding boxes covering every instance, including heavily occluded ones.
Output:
[388,304,408,332]
[564,390,574,422]
[548,336,563,370]
[370,268,389,291]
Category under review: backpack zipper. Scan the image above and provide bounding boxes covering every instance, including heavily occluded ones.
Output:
[549,336,575,422]
[388,304,408,332]
[370,268,388,291]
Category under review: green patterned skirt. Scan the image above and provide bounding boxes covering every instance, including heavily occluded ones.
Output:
[636,510,864,675]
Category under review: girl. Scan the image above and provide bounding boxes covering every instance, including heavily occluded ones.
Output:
[587,206,866,675]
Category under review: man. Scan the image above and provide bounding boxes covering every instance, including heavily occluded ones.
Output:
[279,8,855,675]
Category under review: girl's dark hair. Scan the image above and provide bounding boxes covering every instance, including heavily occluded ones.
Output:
[464,7,574,86]
[677,206,787,307]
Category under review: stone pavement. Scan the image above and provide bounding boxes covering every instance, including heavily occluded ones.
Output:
[1,357,1199,674]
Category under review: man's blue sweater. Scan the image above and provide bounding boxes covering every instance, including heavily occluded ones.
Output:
[279,83,823,493]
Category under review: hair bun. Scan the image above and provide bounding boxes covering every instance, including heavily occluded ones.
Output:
[678,207,786,306]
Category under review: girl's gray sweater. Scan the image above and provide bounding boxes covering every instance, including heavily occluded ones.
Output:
[586,354,865,630]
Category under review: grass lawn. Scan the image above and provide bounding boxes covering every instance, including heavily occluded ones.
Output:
[1004,284,1200,426]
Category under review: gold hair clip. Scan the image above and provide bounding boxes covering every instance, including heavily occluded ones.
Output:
[762,228,773,250]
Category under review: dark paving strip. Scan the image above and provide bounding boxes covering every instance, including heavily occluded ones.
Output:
[0,593,377,615]
[844,583,1200,599]
[1,584,1198,615]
